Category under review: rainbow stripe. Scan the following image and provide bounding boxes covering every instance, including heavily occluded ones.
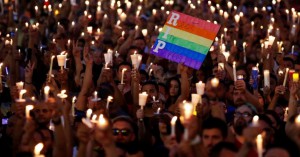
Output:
[150,11,220,69]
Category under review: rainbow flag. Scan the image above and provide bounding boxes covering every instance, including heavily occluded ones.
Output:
[150,11,220,69]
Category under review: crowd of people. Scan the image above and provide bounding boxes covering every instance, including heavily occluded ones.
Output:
[0,0,300,157]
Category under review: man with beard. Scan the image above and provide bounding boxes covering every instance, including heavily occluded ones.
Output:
[201,117,228,153]
[111,116,143,156]
[231,103,258,156]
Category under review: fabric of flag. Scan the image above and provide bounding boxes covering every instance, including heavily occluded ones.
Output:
[150,11,220,69]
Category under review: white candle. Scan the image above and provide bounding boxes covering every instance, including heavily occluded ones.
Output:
[131,52,142,69]
[97,114,108,129]
[256,134,263,157]
[57,52,66,71]
[283,68,289,86]
[252,115,259,127]
[72,96,76,117]
[48,56,55,81]
[291,25,296,35]
[264,70,270,87]
[170,116,177,137]
[44,86,50,101]
[149,69,153,77]
[19,89,26,100]
[86,109,92,119]
[268,36,275,46]
[121,68,127,84]
[286,10,290,22]
[25,105,34,119]
[139,92,148,110]
[57,90,68,99]
[196,81,205,96]
[87,26,93,34]
[142,29,147,36]
[233,62,237,81]
[34,143,44,157]
[234,15,240,23]
[292,45,295,54]
[191,94,200,115]
[243,42,247,64]
[106,96,113,110]
[251,21,254,36]
[156,107,161,114]
[16,81,24,90]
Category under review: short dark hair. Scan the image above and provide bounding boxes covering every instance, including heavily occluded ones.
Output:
[117,62,132,71]
[112,116,138,136]
[142,80,159,92]
[201,117,228,139]
[209,142,238,157]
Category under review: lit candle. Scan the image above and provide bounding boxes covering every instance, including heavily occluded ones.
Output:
[227,1,232,11]
[156,107,161,114]
[121,68,127,84]
[264,70,270,87]
[292,45,295,54]
[142,29,147,36]
[91,114,97,123]
[224,11,229,19]
[25,105,34,119]
[106,96,113,110]
[256,134,263,157]
[86,109,92,119]
[139,92,148,110]
[72,96,76,117]
[233,61,237,82]
[85,0,89,11]
[234,15,240,23]
[196,81,205,96]
[283,68,289,86]
[170,116,177,137]
[97,114,108,129]
[16,81,24,91]
[57,90,68,100]
[130,52,141,69]
[286,9,290,22]
[211,77,219,87]
[48,56,55,81]
[224,28,228,37]
[18,89,27,101]
[44,86,50,101]
[57,52,66,72]
[252,115,259,127]
[120,12,127,21]
[295,115,300,127]
[34,143,45,157]
[149,69,153,77]
[191,94,200,115]
[291,25,296,36]
[268,36,276,46]
[87,26,93,35]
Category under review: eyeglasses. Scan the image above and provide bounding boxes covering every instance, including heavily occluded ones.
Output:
[234,112,252,118]
[112,129,131,136]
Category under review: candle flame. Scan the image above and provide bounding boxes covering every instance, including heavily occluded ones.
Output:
[34,143,44,155]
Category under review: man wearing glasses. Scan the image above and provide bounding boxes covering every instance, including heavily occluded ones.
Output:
[111,116,143,156]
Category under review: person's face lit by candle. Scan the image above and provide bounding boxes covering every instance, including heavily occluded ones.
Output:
[34,104,52,126]
[141,83,159,103]
[117,64,131,84]
[112,119,135,144]
[233,105,254,136]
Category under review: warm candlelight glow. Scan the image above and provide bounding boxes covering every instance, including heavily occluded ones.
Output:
[16,81,24,91]
[34,143,44,155]
[97,114,108,129]
[256,134,263,157]
[264,70,270,87]
[293,73,299,82]
[139,92,148,110]
[25,105,34,119]
[86,109,92,119]
[183,101,193,120]
[106,96,113,110]
[295,115,300,127]
[121,68,127,84]
[170,116,177,136]
[196,81,205,95]
[211,77,219,87]
[57,90,68,99]
[19,89,26,100]
[252,115,259,127]
[44,86,50,101]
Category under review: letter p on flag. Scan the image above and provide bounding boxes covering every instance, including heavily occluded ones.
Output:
[153,40,166,53]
